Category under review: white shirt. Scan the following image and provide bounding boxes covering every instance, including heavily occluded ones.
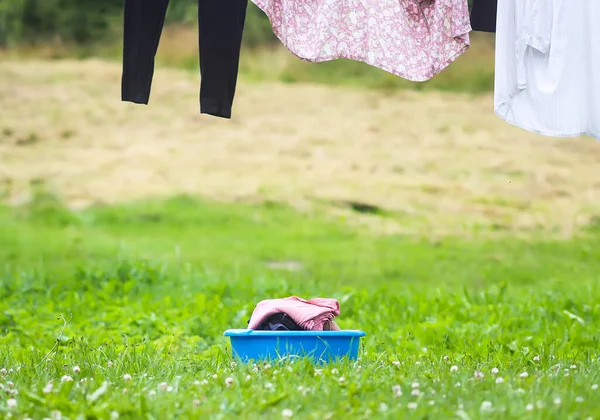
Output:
[494,0,600,141]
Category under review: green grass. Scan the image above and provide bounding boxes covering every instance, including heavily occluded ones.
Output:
[1,194,600,419]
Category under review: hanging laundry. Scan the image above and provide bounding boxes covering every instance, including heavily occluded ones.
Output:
[121,0,247,119]
[248,296,341,331]
[251,0,472,82]
[470,0,497,33]
[494,0,600,141]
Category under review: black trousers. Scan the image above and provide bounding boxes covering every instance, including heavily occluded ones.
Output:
[122,0,248,119]
[470,0,498,33]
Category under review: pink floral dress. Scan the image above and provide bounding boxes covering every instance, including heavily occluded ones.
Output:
[252,0,472,81]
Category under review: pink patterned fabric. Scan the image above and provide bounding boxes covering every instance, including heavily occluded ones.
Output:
[248,296,341,331]
[252,0,472,81]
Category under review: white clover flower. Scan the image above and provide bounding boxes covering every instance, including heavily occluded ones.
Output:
[7,398,17,408]
[193,399,200,407]
[123,374,132,382]
[450,365,459,372]
[43,382,53,394]
[148,390,156,396]
[519,372,528,378]
[379,403,388,412]
[282,409,293,418]
[474,371,484,379]
[533,356,540,362]
[159,382,167,390]
[592,384,598,390]
[392,361,400,367]
[411,382,420,389]
[443,356,449,361]
[392,385,402,397]
[428,400,435,406]
[570,365,577,370]
[225,377,234,387]
[526,404,534,411]
[110,411,119,420]
[491,367,499,375]
[407,402,418,409]
[575,397,584,403]
[495,377,504,384]
[411,389,421,397]
[480,401,492,412]
[265,383,273,389]
[245,375,251,381]
[553,398,561,406]
[73,366,81,374]
[61,375,73,383]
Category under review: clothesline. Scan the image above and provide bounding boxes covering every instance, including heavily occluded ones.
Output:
[120,0,599,142]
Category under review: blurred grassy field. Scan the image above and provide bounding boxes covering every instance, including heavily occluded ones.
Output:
[1,50,600,237]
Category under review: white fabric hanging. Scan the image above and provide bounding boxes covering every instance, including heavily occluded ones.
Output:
[494,0,600,141]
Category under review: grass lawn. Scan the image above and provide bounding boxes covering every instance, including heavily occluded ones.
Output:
[0,194,599,419]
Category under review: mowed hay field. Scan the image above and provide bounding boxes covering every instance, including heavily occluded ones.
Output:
[1,55,600,419]
[2,58,600,236]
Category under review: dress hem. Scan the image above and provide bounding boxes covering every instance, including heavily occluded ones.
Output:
[252,0,471,83]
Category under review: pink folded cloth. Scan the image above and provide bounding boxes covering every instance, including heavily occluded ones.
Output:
[248,296,341,331]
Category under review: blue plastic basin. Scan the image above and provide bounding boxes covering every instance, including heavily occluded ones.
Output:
[224,329,366,363]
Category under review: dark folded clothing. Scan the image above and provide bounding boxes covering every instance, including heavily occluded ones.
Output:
[252,313,303,331]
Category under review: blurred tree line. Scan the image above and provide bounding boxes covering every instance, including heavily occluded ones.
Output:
[0,0,276,47]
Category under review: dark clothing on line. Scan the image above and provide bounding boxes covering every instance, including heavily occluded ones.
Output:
[121,0,248,119]
[470,0,498,33]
